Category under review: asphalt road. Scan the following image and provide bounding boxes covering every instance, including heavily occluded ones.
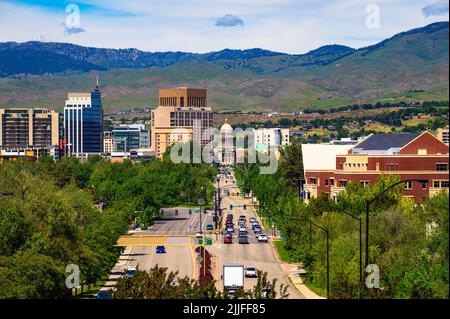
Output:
[101,174,303,299]
[209,176,304,299]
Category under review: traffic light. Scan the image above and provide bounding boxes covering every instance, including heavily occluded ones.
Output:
[243,205,246,210]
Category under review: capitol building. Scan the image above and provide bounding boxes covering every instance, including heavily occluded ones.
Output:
[214,120,236,165]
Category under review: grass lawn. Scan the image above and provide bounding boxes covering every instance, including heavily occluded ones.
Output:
[73,280,107,299]
[273,240,293,263]
[302,277,327,298]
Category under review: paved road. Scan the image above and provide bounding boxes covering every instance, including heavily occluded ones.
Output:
[101,173,303,299]
[128,208,214,277]
[210,175,304,299]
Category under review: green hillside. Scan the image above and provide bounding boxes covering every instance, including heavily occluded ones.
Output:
[0,22,447,112]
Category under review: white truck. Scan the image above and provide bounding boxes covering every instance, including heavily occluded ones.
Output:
[223,264,244,292]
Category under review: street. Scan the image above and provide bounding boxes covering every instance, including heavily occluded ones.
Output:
[101,172,303,299]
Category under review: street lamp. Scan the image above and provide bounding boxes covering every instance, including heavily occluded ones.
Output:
[329,204,362,297]
[365,179,428,268]
[291,217,330,299]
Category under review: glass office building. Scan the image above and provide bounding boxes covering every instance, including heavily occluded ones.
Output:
[112,124,149,152]
[64,85,103,156]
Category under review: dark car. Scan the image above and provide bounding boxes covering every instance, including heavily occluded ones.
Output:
[238,235,249,244]
[156,245,166,253]
[254,227,262,235]
[206,224,214,231]
[96,290,111,299]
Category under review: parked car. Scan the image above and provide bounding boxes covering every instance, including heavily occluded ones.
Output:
[238,235,249,244]
[224,234,233,244]
[245,266,257,277]
[206,224,214,231]
[257,234,268,242]
[239,226,247,232]
[254,227,262,234]
[249,217,257,223]
[156,245,166,254]
[127,265,136,278]
[252,223,260,230]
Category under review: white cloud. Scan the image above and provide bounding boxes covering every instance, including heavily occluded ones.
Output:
[422,0,449,16]
[0,0,448,53]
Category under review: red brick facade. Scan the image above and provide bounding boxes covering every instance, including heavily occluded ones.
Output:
[305,132,449,202]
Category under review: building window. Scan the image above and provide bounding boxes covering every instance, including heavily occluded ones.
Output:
[436,163,448,171]
[339,180,347,187]
[442,181,449,188]
[405,181,412,190]
[330,179,335,186]
[418,149,427,155]
[433,181,440,188]
[309,178,317,185]
[325,179,329,187]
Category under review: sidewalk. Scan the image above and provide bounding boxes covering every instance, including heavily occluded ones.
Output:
[249,194,324,299]
[281,263,325,299]
[98,246,134,294]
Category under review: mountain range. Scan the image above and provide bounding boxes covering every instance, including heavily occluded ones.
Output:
[0,22,448,112]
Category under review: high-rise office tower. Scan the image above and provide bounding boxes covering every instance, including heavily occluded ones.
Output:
[0,108,59,151]
[64,81,103,156]
[151,87,213,157]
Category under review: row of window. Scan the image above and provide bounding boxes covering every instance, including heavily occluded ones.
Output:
[309,178,450,189]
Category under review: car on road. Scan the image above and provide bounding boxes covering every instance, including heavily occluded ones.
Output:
[226,226,234,233]
[238,235,249,244]
[96,290,111,299]
[245,266,257,277]
[254,227,262,234]
[239,226,247,232]
[156,245,166,254]
[206,224,214,231]
[224,234,233,244]
[127,265,137,278]
[257,234,268,242]
[238,230,248,237]
[196,232,203,238]
[249,217,257,223]
[252,223,260,230]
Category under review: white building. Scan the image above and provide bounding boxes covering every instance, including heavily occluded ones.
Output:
[214,120,235,165]
[253,128,290,158]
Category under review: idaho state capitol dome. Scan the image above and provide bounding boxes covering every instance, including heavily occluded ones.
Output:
[220,120,233,134]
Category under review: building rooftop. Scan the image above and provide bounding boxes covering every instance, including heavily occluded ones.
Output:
[302,144,353,171]
[353,133,419,152]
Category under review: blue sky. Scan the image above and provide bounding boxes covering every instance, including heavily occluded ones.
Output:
[0,0,448,53]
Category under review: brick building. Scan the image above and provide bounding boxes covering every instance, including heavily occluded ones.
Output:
[303,132,449,202]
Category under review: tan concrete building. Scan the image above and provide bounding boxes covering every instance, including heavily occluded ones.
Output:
[151,87,213,157]
[0,108,59,151]
[437,127,449,145]
[103,131,114,154]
